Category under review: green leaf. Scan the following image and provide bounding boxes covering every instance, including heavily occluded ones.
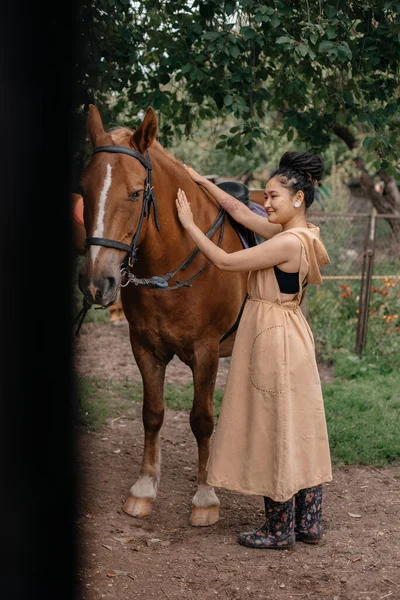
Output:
[203,31,219,42]
[363,137,375,150]
[225,1,235,16]
[241,26,256,41]
[309,32,318,45]
[276,36,292,44]
[228,44,240,59]
[224,94,233,106]
[319,40,335,53]
[337,42,352,62]
[325,5,337,18]
[343,91,354,105]
[192,23,203,36]
[271,15,281,28]
[297,42,309,57]
[326,27,337,40]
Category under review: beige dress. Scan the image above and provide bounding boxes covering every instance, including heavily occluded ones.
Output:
[206,223,333,502]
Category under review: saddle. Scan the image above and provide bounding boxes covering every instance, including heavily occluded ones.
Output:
[216,181,263,247]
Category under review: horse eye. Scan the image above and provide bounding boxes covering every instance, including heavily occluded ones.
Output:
[129,191,141,201]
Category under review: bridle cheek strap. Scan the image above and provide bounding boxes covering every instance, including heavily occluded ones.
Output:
[85,145,160,268]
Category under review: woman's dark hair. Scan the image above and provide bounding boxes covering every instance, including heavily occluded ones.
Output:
[270,151,324,208]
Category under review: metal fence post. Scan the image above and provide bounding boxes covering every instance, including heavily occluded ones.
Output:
[355,208,377,356]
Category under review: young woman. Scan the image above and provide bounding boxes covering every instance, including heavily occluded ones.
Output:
[176,151,332,550]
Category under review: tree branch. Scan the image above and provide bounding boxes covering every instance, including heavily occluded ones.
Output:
[332,125,359,150]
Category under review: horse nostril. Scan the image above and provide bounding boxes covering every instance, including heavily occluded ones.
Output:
[94,288,103,303]
[106,277,117,296]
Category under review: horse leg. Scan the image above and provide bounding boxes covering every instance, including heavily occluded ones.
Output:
[189,344,220,527]
[123,345,166,518]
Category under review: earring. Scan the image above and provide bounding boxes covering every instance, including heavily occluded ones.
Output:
[294,201,301,208]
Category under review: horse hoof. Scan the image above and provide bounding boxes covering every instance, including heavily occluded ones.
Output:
[123,496,153,518]
[189,505,220,527]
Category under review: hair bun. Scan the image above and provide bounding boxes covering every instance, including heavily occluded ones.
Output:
[279,151,324,182]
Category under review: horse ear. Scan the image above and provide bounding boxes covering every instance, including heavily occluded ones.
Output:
[131,107,158,153]
[87,104,105,147]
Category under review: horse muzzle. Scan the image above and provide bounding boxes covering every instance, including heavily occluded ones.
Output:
[78,273,119,307]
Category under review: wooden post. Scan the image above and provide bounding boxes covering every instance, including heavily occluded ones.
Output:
[355,208,377,356]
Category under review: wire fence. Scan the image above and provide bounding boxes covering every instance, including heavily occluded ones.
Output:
[307,210,400,280]
[306,209,400,357]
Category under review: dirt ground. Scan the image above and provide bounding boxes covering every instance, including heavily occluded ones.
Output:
[73,321,400,600]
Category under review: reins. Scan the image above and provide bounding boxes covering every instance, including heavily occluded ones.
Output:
[120,207,225,290]
[74,145,226,334]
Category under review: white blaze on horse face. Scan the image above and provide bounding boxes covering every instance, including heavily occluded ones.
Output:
[89,163,112,265]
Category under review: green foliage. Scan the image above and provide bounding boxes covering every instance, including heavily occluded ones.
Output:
[167,112,296,179]
[308,275,400,373]
[75,0,400,171]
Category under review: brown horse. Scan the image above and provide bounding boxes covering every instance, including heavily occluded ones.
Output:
[77,105,249,526]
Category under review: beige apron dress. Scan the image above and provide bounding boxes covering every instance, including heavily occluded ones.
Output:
[206,223,333,502]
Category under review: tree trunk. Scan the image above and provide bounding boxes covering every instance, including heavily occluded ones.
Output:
[332,126,400,242]
[355,158,400,242]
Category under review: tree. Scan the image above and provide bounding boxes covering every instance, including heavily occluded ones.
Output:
[73,1,400,232]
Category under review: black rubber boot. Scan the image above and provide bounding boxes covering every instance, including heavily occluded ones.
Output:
[238,496,295,549]
[295,485,323,544]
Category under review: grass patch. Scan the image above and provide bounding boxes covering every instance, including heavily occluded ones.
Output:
[75,377,224,431]
[75,373,400,466]
[323,372,400,466]
[74,377,141,430]
[74,377,110,431]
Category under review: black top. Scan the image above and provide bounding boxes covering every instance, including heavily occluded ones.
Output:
[273,266,300,294]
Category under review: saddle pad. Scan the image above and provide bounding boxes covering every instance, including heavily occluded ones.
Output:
[215,181,267,248]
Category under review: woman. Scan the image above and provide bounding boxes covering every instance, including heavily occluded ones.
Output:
[176,151,332,550]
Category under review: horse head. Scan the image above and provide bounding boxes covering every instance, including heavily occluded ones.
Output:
[78,104,158,306]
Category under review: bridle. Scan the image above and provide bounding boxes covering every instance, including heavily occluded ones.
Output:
[86,145,160,274]
[74,144,225,334]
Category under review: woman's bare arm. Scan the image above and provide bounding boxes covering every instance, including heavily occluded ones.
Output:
[184,166,282,240]
[176,188,300,272]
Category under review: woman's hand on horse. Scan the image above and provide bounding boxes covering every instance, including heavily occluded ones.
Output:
[176,188,195,230]
[183,164,204,184]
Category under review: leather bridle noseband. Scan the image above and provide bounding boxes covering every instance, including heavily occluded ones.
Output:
[74,144,226,334]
